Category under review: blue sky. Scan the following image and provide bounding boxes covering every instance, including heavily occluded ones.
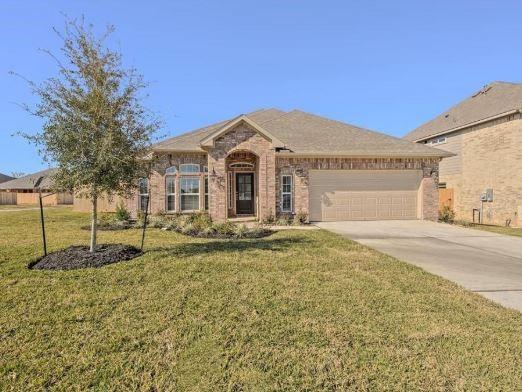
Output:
[1,0,521,174]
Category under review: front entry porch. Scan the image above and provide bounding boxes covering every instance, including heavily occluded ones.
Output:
[225,151,258,219]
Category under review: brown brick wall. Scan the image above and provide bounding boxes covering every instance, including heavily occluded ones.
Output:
[447,116,522,226]
[275,157,440,221]
[206,122,276,221]
[128,153,207,217]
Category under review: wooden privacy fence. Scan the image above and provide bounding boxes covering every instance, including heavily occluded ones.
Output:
[0,192,74,206]
[439,188,454,210]
[0,192,17,205]
[73,195,124,213]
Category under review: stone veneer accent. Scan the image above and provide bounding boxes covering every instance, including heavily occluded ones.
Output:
[276,157,440,221]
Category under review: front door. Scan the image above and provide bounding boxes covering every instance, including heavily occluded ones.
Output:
[236,173,254,215]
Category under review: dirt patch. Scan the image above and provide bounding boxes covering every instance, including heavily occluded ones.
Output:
[29,244,142,271]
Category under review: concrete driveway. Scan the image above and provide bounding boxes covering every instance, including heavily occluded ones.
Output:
[316,220,522,311]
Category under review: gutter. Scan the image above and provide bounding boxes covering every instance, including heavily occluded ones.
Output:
[412,109,522,143]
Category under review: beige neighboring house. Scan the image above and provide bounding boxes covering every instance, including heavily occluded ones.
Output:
[77,108,449,222]
[404,81,522,226]
[0,168,73,206]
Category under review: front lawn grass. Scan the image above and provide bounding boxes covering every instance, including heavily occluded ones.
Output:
[1,208,521,390]
[462,222,522,237]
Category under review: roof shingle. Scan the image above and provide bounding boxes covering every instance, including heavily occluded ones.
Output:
[153,108,450,158]
[404,81,522,141]
[0,168,57,190]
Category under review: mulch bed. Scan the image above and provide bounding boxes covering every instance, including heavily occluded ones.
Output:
[29,244,142,271]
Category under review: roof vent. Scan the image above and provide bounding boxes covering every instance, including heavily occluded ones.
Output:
[472,85,492,97]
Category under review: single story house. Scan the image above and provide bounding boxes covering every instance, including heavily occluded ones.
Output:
[404,81,522,226]
[0,172,14,184]
[0,168,73,206]
[118,109,449,222]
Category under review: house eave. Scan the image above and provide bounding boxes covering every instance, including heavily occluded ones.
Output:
[411,108,522,142]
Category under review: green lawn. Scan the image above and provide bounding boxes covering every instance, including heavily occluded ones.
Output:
[1,208,521,390]
[462,222,522,237]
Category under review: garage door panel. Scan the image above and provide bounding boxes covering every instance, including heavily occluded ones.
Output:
[309,170,421,221]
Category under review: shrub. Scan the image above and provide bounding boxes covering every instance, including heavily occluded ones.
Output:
[439,206,455,223]
[114,202,131,222]
[187,213,213,232]
[234,224,249,238]
[292,211,308,226]
[276,216,291,226]
[213,221,236,237]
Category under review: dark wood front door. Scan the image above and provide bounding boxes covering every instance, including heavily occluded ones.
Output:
[236,173,254,215]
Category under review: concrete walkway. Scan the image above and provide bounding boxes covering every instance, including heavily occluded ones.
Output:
[316,220,522,311]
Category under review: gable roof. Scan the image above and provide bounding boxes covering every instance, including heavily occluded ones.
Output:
[404,81,522,142]
[0,172,14,184]
[153,109,286,152]
[0,168,57,190]
[153,108,450,158]
[200,114,285,147]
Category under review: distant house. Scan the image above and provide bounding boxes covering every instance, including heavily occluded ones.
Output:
[75,108,449,222]
[0,173,14,184]
[0,168,73,206]
[404,81,522,226]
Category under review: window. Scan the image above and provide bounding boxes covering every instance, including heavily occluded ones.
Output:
[180,164,200,174]
[165,166,178,175]
[205,176,209,210]
[180,177,200,211]
[138,178,149,212]
[438,182,447,189]
[229,162,255,169]
[430,137,447,145]
[203,166,208,173]
[281,175,292,212]
[166,177,176,212]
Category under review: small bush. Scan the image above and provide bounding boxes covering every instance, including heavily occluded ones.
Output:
[439,206,456,223]
[276,216,291,226]
[292,211,308,226]
[234,224,249,239]
[114,202,131,222]
[213,221,236,237]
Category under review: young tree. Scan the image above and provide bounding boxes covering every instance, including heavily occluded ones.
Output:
[17,18,160,252]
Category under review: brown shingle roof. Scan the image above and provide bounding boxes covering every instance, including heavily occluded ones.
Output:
[0,172,14,184]
[0,168,57,190]
[153,109,286,151]
[404,81,522,141]
[153,108,450,158]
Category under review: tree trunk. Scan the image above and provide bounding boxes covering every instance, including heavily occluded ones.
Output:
[90,195,98,252]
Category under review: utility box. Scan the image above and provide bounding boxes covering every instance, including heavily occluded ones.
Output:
[485,188,493,202]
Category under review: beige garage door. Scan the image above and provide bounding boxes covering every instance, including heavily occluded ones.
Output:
[309,170,422,221]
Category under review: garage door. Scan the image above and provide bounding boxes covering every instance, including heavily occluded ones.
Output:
[309,170,422,221]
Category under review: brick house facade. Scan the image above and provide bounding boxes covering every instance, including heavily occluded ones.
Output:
[405,82,522,226]
[118,109,446,222]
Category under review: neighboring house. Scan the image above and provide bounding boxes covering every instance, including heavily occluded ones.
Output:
[0,172,14,184]
[404,81,522,226]
[0,168,73,206]
[103,108,448,222]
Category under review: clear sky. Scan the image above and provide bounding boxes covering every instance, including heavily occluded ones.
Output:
[1,0,521,174]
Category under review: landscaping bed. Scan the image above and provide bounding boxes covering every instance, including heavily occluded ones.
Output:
[29,244,142,270]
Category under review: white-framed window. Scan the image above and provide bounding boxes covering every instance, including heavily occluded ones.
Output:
[180,177,200,211]
[138,177,149,212]
[229,162,255,169]
[166,176,176,212]
[228,172,233,209]
[430,137,447,145]
[165,166,178,175]
[281,175,292,212]
[204,175,209,210]
[180,164,200,174]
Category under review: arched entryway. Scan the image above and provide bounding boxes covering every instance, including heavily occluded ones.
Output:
[225,151,258,218]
